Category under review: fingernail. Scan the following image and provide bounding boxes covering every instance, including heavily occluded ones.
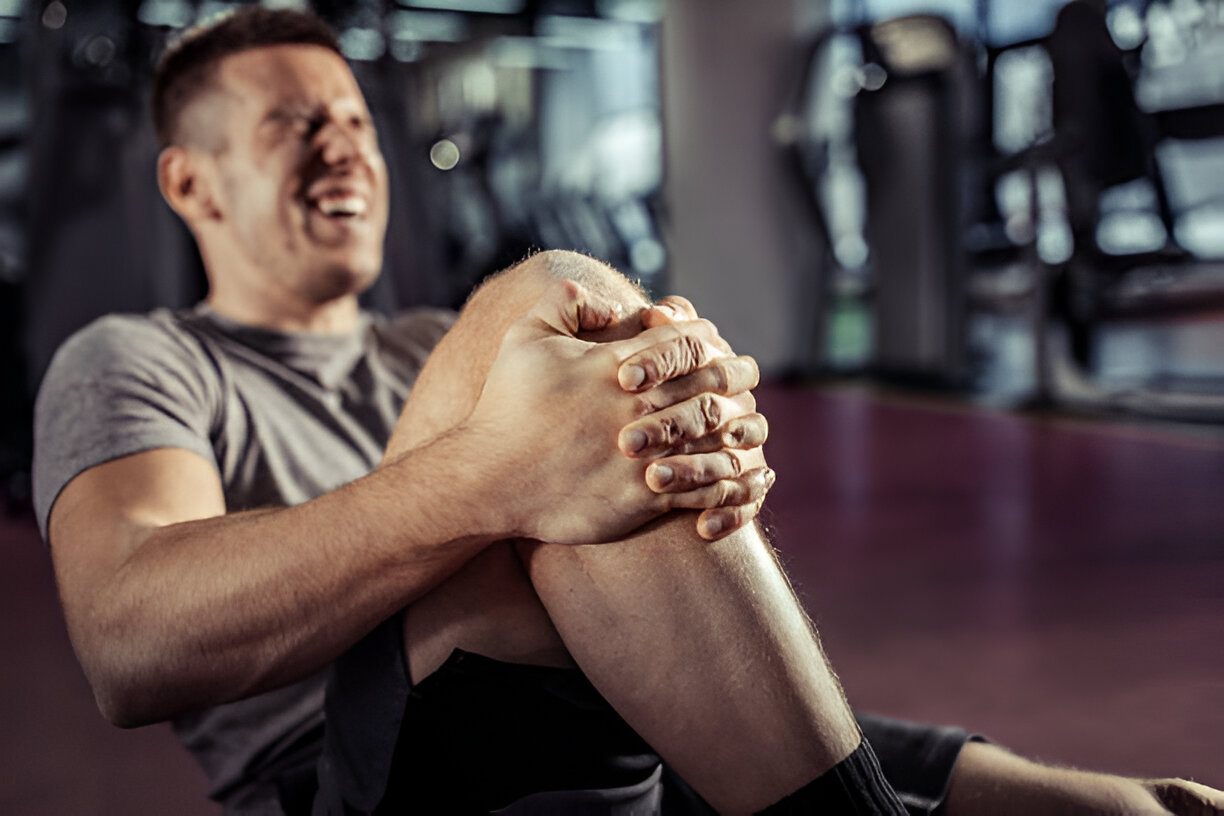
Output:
[701,517,723,538]
[765,468,776,486]
[619,364,646,390]
[651,463,674,486]
[621,428,648,453]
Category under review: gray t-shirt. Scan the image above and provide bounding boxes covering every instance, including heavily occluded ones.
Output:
[33,303,455,813]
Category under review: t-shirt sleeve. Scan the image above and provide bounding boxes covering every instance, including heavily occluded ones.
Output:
[33,314,220,540]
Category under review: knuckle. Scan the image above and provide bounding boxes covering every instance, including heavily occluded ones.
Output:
[750,468,774,499]
[653,350,673,380]
[685,462,705,489]
[698,393,721,431]
[680,334,705,371]
[724,421,747,448]
[733,415,766,448]
[725,450,742,477]
[657,343,685,380]
[725,505,747,529]
[674,462,698,488]
[660,415,682,445]
[710,360,730,394]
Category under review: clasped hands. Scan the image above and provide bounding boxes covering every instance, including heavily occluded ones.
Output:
[471,280,773,546]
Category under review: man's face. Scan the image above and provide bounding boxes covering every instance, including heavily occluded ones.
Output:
[192,44,390,308]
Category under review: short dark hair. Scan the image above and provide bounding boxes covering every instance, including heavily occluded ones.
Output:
[152,6,341,148]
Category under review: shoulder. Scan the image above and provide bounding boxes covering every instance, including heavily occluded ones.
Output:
[35,308,226,443]
[33,309,223,539]
[48,310,212,378]
[35,308,225,429]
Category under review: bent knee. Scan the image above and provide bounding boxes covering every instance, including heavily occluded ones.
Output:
[388,251,639,452]
[469,250,650,319]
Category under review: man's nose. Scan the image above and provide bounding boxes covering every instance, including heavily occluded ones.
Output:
[315,119,363,166]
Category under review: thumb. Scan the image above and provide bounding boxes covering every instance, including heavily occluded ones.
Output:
[515,280,623,341]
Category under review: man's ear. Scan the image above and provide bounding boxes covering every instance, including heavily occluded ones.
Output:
[157,146,221,224]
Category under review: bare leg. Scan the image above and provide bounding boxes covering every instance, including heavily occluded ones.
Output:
[943,742,1224,816]
[387,250,1224,815]
[518,519,859,813]
[946,743,1164,814]
[391,250,861,814]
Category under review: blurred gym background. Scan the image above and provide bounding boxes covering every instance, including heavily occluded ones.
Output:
[3,0,1224,491]
[1,0,1222,813]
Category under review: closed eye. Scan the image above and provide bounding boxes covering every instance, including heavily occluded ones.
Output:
[297,114,327,139]
[264,108,325,140]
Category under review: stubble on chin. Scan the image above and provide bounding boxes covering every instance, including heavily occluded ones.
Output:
[310,257,382,302]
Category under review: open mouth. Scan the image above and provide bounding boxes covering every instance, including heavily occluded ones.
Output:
[311,192,367,218]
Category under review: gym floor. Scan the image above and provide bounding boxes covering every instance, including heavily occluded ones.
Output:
[2,383,1222,814]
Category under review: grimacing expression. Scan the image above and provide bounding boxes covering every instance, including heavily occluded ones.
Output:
[192,44,391,305]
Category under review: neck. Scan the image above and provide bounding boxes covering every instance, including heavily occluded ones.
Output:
[205,290,361,335]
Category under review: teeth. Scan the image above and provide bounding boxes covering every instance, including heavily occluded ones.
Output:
[316,195,366,217]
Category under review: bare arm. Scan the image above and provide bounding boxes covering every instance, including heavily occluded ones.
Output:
[48,273,768,727]
[49,427,506,728]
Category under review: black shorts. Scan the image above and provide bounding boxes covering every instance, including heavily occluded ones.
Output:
[313,613,661,815]
[313,613,977,815]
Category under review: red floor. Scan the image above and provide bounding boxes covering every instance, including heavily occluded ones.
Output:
[2,383,1222,814]
[760,385,1224,787]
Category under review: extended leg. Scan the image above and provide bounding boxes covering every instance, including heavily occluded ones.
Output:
[944,742,1223,816]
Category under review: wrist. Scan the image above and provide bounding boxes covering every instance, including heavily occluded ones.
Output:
[394,419,527,545]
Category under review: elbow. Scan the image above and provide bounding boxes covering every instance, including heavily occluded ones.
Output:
[97,697,145,729]
[64,609,184,727]
[81,635,239,727]
[90,670,170,729]
[96,688,161,729]
[76,644,178,728]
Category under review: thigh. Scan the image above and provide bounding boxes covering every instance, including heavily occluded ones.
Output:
[403,540,571,685]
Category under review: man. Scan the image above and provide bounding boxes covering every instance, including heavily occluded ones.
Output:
[32,7,1221,816]
[32,8,838,812]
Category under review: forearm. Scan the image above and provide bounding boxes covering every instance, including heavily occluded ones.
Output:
[64,429,503,727]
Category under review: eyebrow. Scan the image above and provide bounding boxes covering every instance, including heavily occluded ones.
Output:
[261,102,318,125]
[261,97,373,125]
